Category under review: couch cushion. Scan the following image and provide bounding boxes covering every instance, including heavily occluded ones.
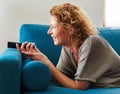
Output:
[22,60,52,91]
[98,27,120,55]
[24,85,84,94]
[85,88,120,94]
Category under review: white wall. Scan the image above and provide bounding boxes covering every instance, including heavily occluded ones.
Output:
[0,0,104,53]
[105,0,120,26]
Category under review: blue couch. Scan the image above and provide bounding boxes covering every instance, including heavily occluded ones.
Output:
[0,24,120,94]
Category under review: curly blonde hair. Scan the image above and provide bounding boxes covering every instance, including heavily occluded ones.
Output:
[50,3,98,47]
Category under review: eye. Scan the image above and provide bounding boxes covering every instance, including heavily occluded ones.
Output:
[50,25,57,30]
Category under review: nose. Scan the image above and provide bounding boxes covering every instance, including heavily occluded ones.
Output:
[47,28,52,35]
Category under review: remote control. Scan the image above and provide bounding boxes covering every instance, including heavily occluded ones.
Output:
[7,41,21,48]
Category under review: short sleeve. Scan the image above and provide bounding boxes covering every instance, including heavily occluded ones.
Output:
[75,35,115,82]
[56,47,76,77]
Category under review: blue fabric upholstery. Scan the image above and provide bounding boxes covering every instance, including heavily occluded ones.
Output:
[22,60,52,91]
[0,48,22,94]
[0,24,120,94]
[24,85,84,94]
[98,27,120,55]
[85,88,120,94]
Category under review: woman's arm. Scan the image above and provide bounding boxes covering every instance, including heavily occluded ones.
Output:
[16,42,90,90]
[46,59,90,90]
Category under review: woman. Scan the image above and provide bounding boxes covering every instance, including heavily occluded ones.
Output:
[16,3,120,90]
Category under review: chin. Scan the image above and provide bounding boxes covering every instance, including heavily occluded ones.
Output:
[54,42,60,46]
[54,43,58,46]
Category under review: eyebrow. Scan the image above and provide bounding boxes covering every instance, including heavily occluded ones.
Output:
[50,23,58,26]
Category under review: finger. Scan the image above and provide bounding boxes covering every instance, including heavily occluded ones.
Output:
[20,42,28,51]
[25,42,32,51]
[16,43,20,50]
[21,50,34,57]
[29,43,35,51]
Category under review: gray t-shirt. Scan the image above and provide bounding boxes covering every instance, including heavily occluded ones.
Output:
[56,35,120,88]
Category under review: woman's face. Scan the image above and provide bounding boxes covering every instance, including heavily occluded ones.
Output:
[47,16,71,46]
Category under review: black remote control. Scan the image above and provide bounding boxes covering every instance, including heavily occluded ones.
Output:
[7,41,21,48]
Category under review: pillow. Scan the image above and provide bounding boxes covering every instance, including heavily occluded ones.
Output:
[22,60,52,91]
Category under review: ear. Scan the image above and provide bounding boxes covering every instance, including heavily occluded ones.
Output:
[68,26,75,35]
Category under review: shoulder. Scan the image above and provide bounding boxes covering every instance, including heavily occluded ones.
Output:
[87,34,106,42]
[79,34,110,53]
[82,34,109,47]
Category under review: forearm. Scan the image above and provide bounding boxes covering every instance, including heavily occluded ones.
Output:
[49,62,75,88]
[44,58,89,90]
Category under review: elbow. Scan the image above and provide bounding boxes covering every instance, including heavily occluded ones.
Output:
[74,80,90,90]
[74,85,88,90]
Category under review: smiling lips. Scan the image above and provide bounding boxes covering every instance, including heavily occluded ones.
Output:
[51,36,56,41]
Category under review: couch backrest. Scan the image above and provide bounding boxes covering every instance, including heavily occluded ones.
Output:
[20,24,62,66]
[20,24,120,65]
[98,27,120,55]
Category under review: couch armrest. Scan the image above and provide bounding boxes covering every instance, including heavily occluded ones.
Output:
[0,48,22,94]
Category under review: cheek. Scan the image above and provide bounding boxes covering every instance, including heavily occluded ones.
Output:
[57,32,69,43]
[53,30,62,39]
[53,27,69,42]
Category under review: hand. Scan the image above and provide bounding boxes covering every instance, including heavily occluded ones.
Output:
[16,42,48,63]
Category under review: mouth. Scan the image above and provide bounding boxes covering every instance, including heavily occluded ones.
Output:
[51,35,55,39]
[52,37,56,41]
[51,36,55,41]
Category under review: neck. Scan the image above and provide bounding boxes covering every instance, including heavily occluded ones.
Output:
[72,46,79,55]
[66,45,79,55]
[63,40,79,55]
